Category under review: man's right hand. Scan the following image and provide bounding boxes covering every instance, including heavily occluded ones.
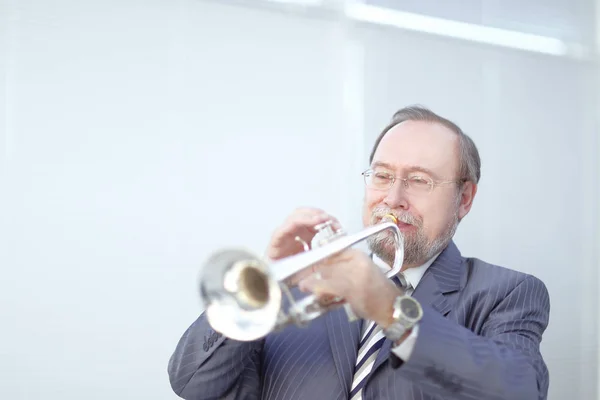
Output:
[265,207,341,261]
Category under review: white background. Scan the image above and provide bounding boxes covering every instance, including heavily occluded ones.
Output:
[1,0,598,399]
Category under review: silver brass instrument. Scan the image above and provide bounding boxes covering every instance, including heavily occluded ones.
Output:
[199,215,404,341]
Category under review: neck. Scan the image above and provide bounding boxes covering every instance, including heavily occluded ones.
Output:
[375,253,423,271]
[401,261,423,271]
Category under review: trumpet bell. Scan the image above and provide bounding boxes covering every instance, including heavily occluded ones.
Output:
[199,248,282,341]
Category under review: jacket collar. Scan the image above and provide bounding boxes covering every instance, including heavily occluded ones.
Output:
[324,240,466,392]
[371,240,465,374]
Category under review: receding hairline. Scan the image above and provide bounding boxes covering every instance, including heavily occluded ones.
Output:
[370,120,461,169]
[370,119,459,160]
[368,107,481,184]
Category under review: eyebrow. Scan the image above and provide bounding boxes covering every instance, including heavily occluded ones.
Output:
[371,161,441,180]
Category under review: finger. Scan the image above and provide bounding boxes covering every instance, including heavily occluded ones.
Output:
[298,274,320,293]
[297,277,343,307]
[318,294,346,307]
[312,250,355,276]
[287,207,330,224]
[289,206,343,228]
[283,263,322,287]
[269,211,342,255]
[298,274,346,297]
[271,213,330,244]
[284,210,341,234]
[289,256,348,291]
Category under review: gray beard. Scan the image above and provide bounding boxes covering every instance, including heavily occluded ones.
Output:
[367,207,459,267]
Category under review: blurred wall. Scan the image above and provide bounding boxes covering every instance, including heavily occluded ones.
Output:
[0,0,598,399]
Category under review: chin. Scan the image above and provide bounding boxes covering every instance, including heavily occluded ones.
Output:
[367,233,396,262]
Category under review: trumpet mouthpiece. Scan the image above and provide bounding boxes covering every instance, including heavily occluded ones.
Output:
[383,214,398,224]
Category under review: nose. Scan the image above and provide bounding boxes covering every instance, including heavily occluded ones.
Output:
[383,181,409,210]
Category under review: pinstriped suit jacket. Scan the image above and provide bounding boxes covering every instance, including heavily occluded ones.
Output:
[168,241,550,400]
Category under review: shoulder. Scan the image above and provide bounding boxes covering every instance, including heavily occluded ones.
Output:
[462,257,549,301]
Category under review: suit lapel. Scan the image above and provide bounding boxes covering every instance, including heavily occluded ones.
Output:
[370,240,465,374]
[325,307,362,393]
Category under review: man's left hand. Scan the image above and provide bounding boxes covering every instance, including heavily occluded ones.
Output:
[298,249,403,327]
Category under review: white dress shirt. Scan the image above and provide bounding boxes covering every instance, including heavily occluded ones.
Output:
[371,252,440,361]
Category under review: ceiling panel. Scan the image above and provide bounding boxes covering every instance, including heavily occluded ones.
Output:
[364,0,595,43]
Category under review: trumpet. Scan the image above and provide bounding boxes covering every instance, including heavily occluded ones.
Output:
[198,215,404,341]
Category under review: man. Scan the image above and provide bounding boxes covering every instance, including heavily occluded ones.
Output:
[168,105,550,400]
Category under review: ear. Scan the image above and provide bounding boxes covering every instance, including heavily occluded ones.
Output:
[458,181,477,220]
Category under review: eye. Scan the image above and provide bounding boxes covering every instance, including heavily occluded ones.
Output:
[408,176,431,187]
[373,172,392,183]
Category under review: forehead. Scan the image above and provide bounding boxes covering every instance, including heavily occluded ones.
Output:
[372,120,459,176]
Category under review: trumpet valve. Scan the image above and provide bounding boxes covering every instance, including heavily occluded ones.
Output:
[313,220,345,248]
[314,220,336,237]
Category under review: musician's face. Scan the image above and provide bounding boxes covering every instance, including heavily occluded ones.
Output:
[363,120,475,268]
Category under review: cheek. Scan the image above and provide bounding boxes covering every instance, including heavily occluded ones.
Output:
[411,199,437,230]
[364,191,385,211]
[419,199,455,235]
[362,191,384,222]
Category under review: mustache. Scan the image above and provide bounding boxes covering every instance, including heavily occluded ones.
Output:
[371,207,422,227]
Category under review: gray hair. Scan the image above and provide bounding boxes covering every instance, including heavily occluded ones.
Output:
[369,105,481,184]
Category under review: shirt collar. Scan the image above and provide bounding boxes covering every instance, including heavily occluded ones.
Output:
[372,252,441,290]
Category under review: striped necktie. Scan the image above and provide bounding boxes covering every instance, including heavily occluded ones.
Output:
[349,274,409,400]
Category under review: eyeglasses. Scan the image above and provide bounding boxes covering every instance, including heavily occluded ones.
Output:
[362,169,464,195]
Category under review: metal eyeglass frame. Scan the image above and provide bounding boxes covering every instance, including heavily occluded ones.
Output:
[361,169,465,194]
